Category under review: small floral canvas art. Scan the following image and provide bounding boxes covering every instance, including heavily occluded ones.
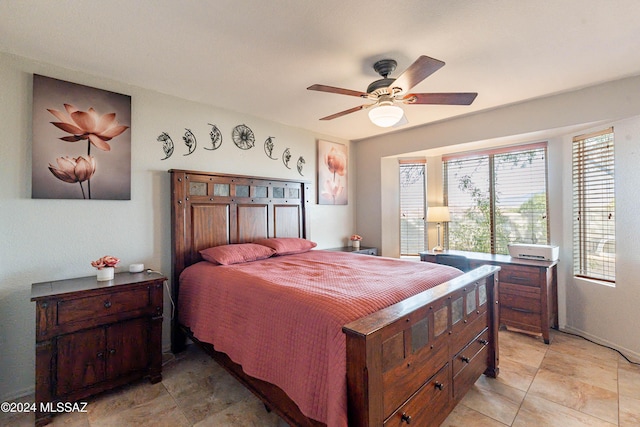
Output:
[317,140,348,205]
[32,75,131,200]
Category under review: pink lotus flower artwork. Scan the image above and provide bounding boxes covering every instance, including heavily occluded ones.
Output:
[32,75,131,200]
[47,104,129,152]
[318,140,348,205]
[48,155,96,199]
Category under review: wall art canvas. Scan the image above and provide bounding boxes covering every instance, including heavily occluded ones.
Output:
[317,140,348,205]
[32,74,131,200]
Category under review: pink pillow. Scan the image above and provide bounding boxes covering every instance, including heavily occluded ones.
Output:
[252,238,317,255]
[200,243,276,265]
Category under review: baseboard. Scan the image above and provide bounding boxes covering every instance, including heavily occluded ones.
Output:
[0,385,35,403]
[560,326,640,363]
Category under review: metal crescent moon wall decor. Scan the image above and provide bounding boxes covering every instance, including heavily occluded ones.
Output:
[156,132,174,160]
[205,123,223,150]
[182,128,197,156]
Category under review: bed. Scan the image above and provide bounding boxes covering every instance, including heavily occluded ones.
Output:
[170,169,500,427]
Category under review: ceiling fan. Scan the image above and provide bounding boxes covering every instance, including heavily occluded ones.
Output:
[307,55,477,127]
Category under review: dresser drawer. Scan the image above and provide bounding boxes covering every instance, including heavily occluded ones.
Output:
[384,363,450,427]
[501,291,541,314]
[57,287,150,325]
[450,311,488,359]
[383,340,448,418]
[500,304,542,329]
[453,340,489,401]
[499,264,541,287]
[453,328,490,377]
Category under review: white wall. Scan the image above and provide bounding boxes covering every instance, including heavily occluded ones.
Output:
[0,52,354,400]
[354,74,640,360]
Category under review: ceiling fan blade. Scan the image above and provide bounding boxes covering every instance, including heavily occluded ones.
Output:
[403,92,478,105]
[319,105,367,120]
[307,84,368,98]
[390,56,445,94]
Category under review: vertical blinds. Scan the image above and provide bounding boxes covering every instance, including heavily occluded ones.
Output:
[444,143,549,254]
[572,128,615,282]
[399,162,426,255]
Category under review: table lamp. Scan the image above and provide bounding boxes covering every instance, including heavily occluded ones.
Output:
[426,206,450,252]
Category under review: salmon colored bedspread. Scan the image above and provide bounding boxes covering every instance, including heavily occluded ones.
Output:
[178,250,462,427]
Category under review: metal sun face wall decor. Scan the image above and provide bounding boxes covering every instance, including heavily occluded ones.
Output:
[154,123,307,177]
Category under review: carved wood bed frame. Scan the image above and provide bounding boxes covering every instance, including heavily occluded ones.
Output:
[169,169,500,427]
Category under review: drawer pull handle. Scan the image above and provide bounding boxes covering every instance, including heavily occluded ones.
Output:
[104,301,112,308]
[109,348,116,355]
[479,339,489,345]
[97,352,104,359]
[461,356,470,363]
[434,381,444,390]
[511,307,533,314]
[401,413,412,424]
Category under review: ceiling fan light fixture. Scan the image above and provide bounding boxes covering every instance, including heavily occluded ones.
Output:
[368,104,404,127]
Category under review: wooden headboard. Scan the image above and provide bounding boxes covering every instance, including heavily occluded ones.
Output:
[169,169,312,289]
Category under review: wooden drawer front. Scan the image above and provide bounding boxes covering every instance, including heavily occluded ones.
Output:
[453,340,489,401]
[453,328,489,377]
[384,363,450,427]
[501,305,542,329]
[383,340,448,418]
[57,287,150,325]
[500,283,541,330]
[501,291,541,314]
[450,312,488,360]
[499,264,540,287]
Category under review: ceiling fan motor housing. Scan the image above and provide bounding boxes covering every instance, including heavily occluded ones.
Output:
[367,59,398,94]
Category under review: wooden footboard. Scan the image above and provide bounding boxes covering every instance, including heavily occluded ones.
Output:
[343,265,500,427]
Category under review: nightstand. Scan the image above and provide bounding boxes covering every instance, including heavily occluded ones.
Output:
[326,246,378,256]
[31,271,165,426]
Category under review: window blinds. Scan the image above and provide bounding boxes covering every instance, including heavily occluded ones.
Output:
[444,143,549,254]
[399,162,426,255]
[572,128,615,282]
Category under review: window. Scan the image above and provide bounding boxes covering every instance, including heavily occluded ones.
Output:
[400,161,426,255]
[572,128,615,283]
[444,143,549,254]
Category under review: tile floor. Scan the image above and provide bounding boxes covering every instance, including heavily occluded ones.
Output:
[3,330,639,426]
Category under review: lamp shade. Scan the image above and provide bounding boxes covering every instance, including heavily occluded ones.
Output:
[426,206,450,223]
[368,104,404,127]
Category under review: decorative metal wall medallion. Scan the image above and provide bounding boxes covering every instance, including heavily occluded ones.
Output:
[231,124,255,150]
[282,148,292,169]
[264,136,277,159]
[206,123,223,150]
[182,128,197,155]
[157,132,174,160]
[297,156,305,176]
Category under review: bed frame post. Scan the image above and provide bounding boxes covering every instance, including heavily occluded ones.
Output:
[170,170,188,353]
[485,273,500,378]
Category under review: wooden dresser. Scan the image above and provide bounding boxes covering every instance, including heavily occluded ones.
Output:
[420,250,558,344]
[31,271,165,426]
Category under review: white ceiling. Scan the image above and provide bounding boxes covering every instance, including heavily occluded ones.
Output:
[2,0,640,141]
